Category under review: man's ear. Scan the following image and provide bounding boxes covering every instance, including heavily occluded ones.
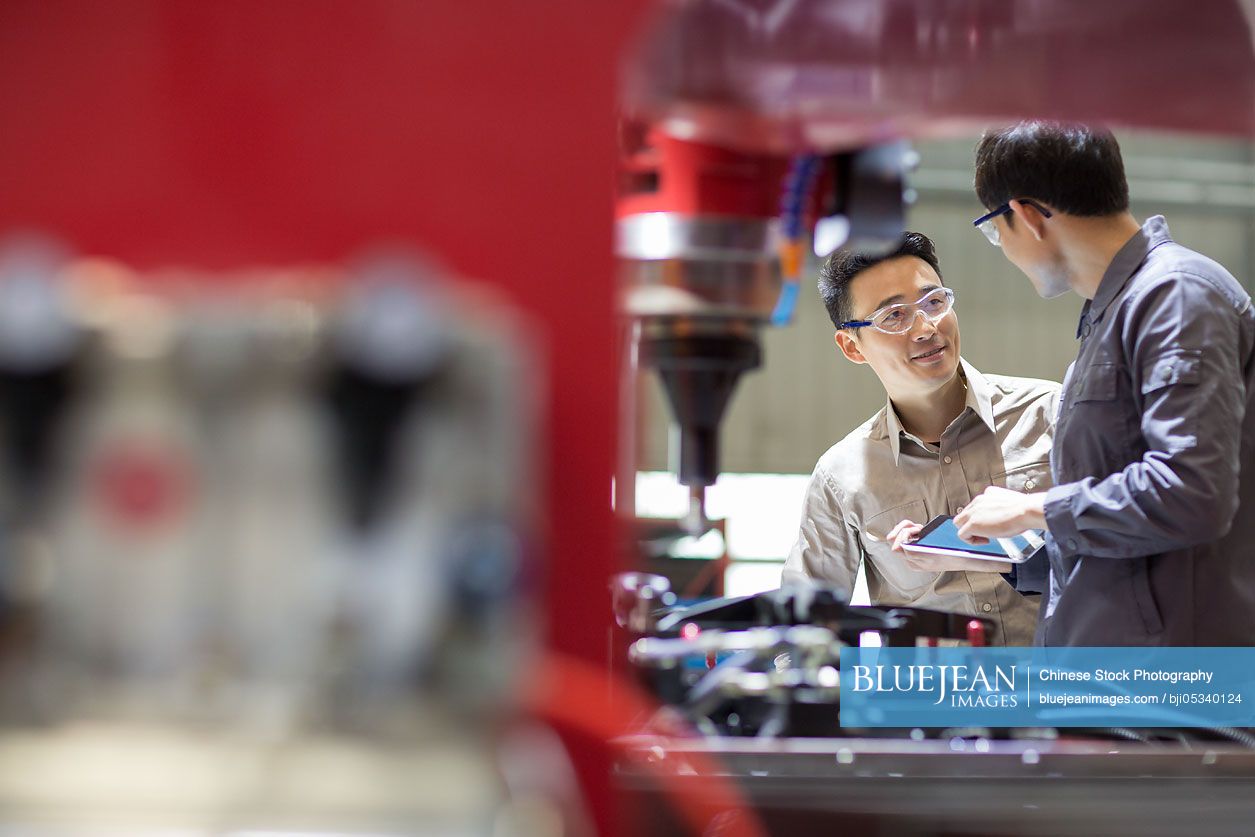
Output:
[835,330,867,364]
[1009,199,1048,242]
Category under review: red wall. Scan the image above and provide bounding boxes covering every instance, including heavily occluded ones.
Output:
[0,0,646,668]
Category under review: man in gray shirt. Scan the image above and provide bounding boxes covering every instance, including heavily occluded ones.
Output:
[954,122,1255,646]
[783,232,1057,646]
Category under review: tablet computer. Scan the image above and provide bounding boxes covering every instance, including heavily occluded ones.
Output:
[900,515,1043,564]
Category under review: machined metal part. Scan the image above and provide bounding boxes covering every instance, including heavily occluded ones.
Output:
[629,622,846,739]
[617,213,780,263]
[629,625,841,668]
[626,590,1011,741]
[620,258,781,321]
[610,572,674,633]
[617,733,1255,778]
[682,484,708,536]
[638,316,756,342]
[618,214,781,322]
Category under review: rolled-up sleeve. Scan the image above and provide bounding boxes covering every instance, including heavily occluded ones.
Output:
[1045,275,1247,559]
[782,466,862,594]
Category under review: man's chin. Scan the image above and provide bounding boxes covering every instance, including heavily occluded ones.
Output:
[1029,265,1072,298]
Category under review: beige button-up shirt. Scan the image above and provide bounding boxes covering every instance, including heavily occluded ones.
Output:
[782,360,1059,646]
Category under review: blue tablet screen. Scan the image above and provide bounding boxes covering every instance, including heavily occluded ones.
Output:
[914,516,1032,557]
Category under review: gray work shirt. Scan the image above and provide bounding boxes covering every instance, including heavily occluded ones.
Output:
[783,360,1057,646]
[1040,216,1255,646]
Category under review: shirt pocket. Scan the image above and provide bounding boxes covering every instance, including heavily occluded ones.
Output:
[1063,360,1133,470]
[1073,361,1119,403]
[991,461,1051,493]
[862,499,934,599]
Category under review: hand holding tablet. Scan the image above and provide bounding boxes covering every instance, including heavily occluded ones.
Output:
[887,515,1045,574]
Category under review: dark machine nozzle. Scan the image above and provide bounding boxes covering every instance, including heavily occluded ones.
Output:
[641,331,761,488]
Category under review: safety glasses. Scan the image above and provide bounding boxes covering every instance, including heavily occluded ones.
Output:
[839,287,955,334]
[973,199,1053,246]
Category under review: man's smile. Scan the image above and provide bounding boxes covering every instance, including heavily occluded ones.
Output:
[910,343,947,364]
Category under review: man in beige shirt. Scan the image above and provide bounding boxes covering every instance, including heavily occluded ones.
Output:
[782,232,1058,645]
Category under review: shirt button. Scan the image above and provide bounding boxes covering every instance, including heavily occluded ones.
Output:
[982,603,993,613]
[943,455,953,464]
[956,505,964,513]
[1025,478,1036,490]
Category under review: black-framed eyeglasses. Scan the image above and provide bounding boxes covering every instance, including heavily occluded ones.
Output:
[973,199,1053,246]
[838,287,956,334]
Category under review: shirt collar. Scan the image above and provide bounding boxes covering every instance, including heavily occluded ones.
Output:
[1087,215,1174,323]
[876,358,996,464]
[962,358,998,435]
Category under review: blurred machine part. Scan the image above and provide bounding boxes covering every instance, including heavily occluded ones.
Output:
[177,279,337,715]
[0,244,543,832]
[0,234,85,721]
[621,0,1255,151]
[323,251,538,721]
[611,571,675,636]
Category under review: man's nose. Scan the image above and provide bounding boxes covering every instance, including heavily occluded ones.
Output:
[907,309,937,338]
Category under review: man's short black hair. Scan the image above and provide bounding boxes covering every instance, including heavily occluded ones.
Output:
[818,232,942,330]
[974,121,1129,217]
